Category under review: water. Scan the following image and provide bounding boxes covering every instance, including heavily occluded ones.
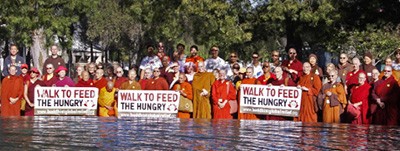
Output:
[0,116,399,150]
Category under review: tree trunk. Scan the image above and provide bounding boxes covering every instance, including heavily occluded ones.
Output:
[31,28,48,75]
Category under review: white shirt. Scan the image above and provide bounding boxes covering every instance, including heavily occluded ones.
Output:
[139,55,162,70]
[204,57,227,72]
[247,63,263,78]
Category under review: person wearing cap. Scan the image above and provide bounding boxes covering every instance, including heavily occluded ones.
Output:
[53,66,74,87]
[23,68,45,116]
[192,61,215,119]
[42,63,58,86]
[42,45,66,74]
[20,64,30,82]
[144,68,169,90]
[1,65,24,116]
[2,44,25,77]
[362,51,377,83]
[309,54,323,79]
[185,45,204,71]
[120,69,141,90]
[75,71,95,87]
[257,61,276,85]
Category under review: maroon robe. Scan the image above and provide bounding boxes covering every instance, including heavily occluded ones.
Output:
[349,82,370,124]
[25,80,45,116]
[281,59,303,82]
[54,76,75,87]
[94,77,108,90]
[346,70,365,93]
[371,76,399,125]
[266,75,296,121]
[257,72,276,85]
[114,77,128,89]
[75,79,95,87]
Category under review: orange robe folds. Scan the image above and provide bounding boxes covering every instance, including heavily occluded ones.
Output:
[145,77,169,90]
[212,80,236,119]
[98,87,116,117]
[372,76,399,125]
[120,80,142,90]
[318,82,347,123]
[294,74,322,122]
[349,83,370,124]
[1,75,24,116]
[185,56,204,71]
[238,78,261,120]
[172,82,193,118]
[192,72,215,119]
[114,77,128,89]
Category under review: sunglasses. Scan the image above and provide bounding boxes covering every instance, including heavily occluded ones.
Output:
[340,57,346,59]
[262,66,269,68]
[116,71,123,73]
[289,52,296,55]
[230,55,237,58]
[384,70,392,73]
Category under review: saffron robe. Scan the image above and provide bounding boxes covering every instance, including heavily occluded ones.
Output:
[120,80,142,90]
[349,82,371,124]
[211,80,236,119]
[94,77,108,90]
[75,79,95,87]
[371,76,399,125]
[192,72,215,119]
[281,59,303,82]
[172,82,193,118]
[317,82,347,123]
[145,77,169,90]
[54,76,75,87]
[98,87,116,117]
[25,79,45,116]
[294,74,322,122]
[1,75,24,116]
[114,77,128,89]
[257,72,276,85]
[238,78,261,120]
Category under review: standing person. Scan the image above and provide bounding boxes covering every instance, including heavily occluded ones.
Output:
[75,71,95,87]
[42,63,58,86]
[139,68,152,90]
[87,62,97,80]
[346,58,366,95]
[173,43,187,72]
[74,65,84,83]
[318,70,347,123]
[270,50,281,72]
[185,45,204,70]
[371,66,399,125]
[338,53,353,84]
[94,69,108,90]
[172,73,193,118]
[114,67,128,89]
[20,64,30,82]
[323,63,338,84]
[144,68,169,90]
[156,42,166,60]
[2,44,25,77]
[98,81,117,117]
[1,65,24,116]
[204,46,227,72]
[257,61,276,85]
[211,70,236,119]
[282,48,303,83]
[226,52,243,77]
[309,54,323,79]
[348,73,370,124]
[294,62,322,123]
[53,66,75,87]
[192,61,215,119]
[139,45,162,79]
[229,63,241,83]
[159,55,171,79]
[362,52,377,83]
[247,52,263,78]
[392,48,400,81]
[120,69,141,90]
[42,45,66,74]
[23,68,45,116]
[238,67,262,120]
[184,62,196,83]
[164,62,180,87]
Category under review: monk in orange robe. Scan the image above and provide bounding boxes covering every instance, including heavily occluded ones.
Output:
[348,73,370,124]
[212,70,237,119]
[1,65,24,116]
[94,69,108,90]
[192,62,215,119]
[318,70,347,123]
[257,61,276,85]
[120,69,141,90]
[294,62,322,122]
[145,68,169,90]
[185,45,204,71]
[98,81,117,117]
[172,73,193,118]
[238,67,262,120]
[75,71,95,87]
[371,66,399,125]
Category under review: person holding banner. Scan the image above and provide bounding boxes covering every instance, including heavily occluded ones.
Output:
[212,70,236,119]
[98,81,117,117]
[348,73,370,124]
[1,65,24,116]
[257,61,276,85]
[53,66,75,87]
[318,70,347,123]
[172,73,193,118]
[75,71,95,87]
[120,69,141,90]
[294,62,322,123]
[192,61,215,119]
[23,68,45,116]
[238,67,262,120]
[94,69,108,90]
[145,68,169,90]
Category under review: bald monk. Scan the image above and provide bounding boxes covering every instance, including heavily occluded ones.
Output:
[1,65,24,116]
[145,68,169,90]
[348,73,370,124]
[266,67,296,121]
[294,62,322,122]
[98,81,117,117]
[257,61,276,85]
[172,73,193,118]
[371,66,399,125]
[192,61,215,119]
[282,48,303,83]
[120,69,141,90]
[238,67,262,120]
[75,71,95,87]
[346,57,366,95]
[94,69,108,90]
[318,70,347,123]
[212,70,236,119]
[42,63,58,86]
[139,68,152,90]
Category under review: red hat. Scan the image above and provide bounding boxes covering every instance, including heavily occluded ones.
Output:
[21,64,28,69]
[29,68,40,76]
[55,66,68,73]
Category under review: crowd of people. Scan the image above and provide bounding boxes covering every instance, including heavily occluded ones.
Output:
[1,42,400,126]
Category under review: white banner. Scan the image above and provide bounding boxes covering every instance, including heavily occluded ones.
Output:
[239,84,302,117]
[117,90,180,117]
[34,87,99,115]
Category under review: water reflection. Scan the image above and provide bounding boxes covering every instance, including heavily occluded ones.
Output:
[0,116,399,150]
